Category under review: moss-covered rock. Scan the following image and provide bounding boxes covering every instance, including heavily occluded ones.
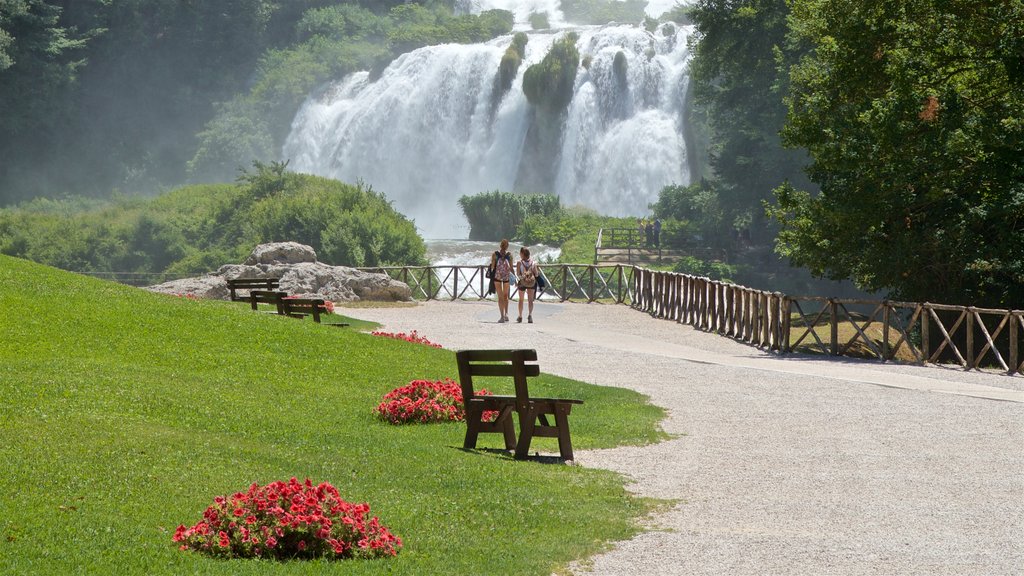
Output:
[522,32,580,112]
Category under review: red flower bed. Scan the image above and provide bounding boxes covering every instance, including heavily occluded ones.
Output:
[173,478,401,560]
[371,330,441,348]
[375,378,496,424]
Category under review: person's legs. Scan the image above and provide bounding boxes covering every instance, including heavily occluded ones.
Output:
[527,288,535,321]
[517,287,524,321]
[497,282,508,321]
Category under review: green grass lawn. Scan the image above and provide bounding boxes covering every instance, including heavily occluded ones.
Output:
[0,256,668,575]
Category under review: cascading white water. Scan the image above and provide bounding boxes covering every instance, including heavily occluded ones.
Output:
[283,2,693,238]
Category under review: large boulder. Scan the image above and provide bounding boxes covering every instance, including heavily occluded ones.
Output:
[243,242,317,266]
[146,275,230,300]
[146,242,412,302]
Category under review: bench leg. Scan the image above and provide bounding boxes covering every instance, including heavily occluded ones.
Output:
[514,407,537,460]
[464,409,483,450]
[500,407,517,451]
[554,408,574,461]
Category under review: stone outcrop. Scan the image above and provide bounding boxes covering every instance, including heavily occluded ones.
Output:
[146,242,412,302]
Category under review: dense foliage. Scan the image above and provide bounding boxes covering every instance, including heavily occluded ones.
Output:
[458,190,561,241]
[769,0,1024,306]
[517,207,636,263]
[686,0,811,248]
[0,1,514,204]
[0,164,427,275]
[522,32,580,112]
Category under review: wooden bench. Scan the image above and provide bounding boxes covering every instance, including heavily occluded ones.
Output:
[227,277,280,301]
[280,297,349,327]
[455,349,583,461]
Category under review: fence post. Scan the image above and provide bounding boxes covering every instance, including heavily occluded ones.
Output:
[1010,313,1019,375]
[882,302,890,360]
[966,308,975,369]
[561,265,568,302]
[782,296,792,352]
[453,266,459,301]
[922,304,931,364]
[427,267,433,301]
[830,298,839,356]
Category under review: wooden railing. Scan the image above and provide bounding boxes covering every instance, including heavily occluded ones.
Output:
[359,264,638,304]
[630,267,1024,375]
[364,264,1024,373]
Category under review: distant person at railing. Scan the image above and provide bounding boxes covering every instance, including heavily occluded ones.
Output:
[515,246,541,324]
[645,219,654,247]
[654,218,662,247]
[490,239,514,323]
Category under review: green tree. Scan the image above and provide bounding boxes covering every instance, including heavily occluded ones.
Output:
[0,0,89,201]
[770,0,1024,306]
[688,0,810,246]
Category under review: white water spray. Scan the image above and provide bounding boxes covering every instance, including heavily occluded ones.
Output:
[283,1,693,238]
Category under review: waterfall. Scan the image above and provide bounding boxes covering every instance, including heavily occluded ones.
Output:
[283,4,693,238]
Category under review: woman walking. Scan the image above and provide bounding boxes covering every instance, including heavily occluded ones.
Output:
[516,246,540,323]
[490,239,514,323]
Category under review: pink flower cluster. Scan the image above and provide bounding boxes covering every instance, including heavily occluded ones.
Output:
[374,379,496,425]
[371,330,442,348]
[173,478,402,560]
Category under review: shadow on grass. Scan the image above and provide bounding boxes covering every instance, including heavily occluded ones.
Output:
[455,446,574,465]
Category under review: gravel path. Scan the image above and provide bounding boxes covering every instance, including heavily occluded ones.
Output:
[342,300,1024,575]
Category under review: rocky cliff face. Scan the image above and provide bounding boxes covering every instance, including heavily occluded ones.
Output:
[145,242,412,302]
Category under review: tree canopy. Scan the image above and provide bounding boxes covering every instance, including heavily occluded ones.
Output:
[769,0,1024,306]
[0,1,515,204]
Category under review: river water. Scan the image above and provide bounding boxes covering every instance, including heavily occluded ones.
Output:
[425,239,561,266]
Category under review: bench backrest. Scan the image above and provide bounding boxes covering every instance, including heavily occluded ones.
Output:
[455,349,540,405]
[249,290,288,313]
[227,278,280,301]
[281,297,327,322]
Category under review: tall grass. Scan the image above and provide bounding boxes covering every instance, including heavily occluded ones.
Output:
[0,256,667,575]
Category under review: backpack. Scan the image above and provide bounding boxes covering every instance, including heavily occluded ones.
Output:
[519,260,537,288]
[493,251,511,279]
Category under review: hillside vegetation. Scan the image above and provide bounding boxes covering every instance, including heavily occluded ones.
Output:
[0,256,667,574]
[0,163,427,276]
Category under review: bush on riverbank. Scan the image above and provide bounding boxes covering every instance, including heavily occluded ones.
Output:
[0,164,427,277]
[458,190,561,241]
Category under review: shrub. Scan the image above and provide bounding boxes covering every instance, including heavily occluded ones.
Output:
[173,478,402,560]
[458,190,561,241]
[374,378,497,425]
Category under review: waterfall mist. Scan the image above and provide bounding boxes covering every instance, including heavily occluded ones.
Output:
[283,5,693,238]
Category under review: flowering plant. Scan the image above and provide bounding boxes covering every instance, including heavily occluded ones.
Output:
[375,378,496,424]
[173,478,402,560]
[371,330,441,348]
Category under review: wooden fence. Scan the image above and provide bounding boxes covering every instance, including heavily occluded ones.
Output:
[362,264,1024,375]
[630,267,1024,375]
[358,264,637,304]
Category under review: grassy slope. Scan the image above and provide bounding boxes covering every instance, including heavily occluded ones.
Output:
[0,256,667,575]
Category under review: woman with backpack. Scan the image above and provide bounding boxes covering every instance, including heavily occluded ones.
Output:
[489,239,514,323]
[515,246,541,323]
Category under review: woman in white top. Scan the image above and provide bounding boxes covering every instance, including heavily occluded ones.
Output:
[515,246,540,323]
